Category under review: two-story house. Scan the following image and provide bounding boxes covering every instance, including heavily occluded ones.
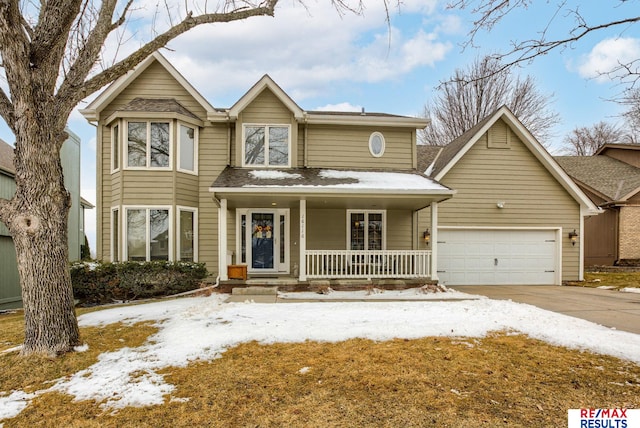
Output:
[81,52,600,287]
[81,52,454,284]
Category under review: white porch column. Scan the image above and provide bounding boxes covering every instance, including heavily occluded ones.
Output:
[299,198,307,281]
[430,201,439,282]
[218,198,228,281]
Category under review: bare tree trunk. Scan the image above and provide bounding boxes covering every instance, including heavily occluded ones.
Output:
[8,123,80,356]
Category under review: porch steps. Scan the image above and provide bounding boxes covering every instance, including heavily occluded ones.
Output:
[227,286,279,303]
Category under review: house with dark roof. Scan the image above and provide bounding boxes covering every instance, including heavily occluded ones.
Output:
[81,52,454,284]
[0,134,93,309]
[417,106,601,285]
[556,144,640,266]
[81,52,601,287]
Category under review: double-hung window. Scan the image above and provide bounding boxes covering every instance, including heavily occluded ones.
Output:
[125,207,171,261]
[347,210,385,251]
[243,125,290,167]
[127,121,171,168]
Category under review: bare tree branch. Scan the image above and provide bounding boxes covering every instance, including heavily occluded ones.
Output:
[59,0,279,108]
[0,88,16,132]
[562,121,626,155]
[447,1,640,88]
[420,56,559,146]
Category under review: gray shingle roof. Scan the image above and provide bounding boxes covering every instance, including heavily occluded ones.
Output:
[555,156,640,200]
[0,139,15,175]
[416,145,442,174]
[428,111,497,178]
[121,98,200,120]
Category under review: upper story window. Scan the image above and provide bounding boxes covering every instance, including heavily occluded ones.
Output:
[127,121,171,169]
[243,125,290,167]
[178,124,197,173]
[112,125,120,172]
[369,132,385,157]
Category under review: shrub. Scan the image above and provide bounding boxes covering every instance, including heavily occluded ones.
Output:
[71,261,209,305]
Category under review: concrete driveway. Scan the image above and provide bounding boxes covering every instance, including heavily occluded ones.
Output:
[451,285,640,335]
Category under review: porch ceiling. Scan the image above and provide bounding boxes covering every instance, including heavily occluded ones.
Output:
[210,167,455,210]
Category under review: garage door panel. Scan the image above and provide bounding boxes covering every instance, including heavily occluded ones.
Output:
[438,229,558,285]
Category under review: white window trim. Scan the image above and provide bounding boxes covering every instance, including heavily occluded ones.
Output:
[177,123,199,175]
[110,206,120,262]
[123,205,173,262]
[236,208,290,273]
[368,131,385,158]
[124,120,173,171]
[111,123,121,173]
[177,206,198,262]
[346,210,387,250]
[241,124,292,168]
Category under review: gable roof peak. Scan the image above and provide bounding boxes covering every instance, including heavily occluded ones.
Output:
[80,51,215,121]
[227,74,304,121]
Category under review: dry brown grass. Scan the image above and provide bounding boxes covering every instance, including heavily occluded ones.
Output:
[575,272,640,289]
[1,307,639,428]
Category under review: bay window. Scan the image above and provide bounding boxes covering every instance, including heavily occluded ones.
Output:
[178,124,197,173]
[125,207,171,261]
[243,125,290,167]
[126,121,170,168]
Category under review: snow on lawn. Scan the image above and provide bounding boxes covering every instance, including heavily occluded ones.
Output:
[2,293,640,420]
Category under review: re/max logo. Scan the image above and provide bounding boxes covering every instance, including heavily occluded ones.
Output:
[581,409,627,419]
[568,409,640,428]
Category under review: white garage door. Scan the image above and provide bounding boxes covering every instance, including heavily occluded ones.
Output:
[437,229,558,285]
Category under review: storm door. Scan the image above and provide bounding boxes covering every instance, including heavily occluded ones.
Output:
[239,209,289,274]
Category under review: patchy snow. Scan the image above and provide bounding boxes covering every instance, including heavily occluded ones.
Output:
[2,292,640,420]
[318,169,447,190]
[249,170,302,180]
[621,287,640,294]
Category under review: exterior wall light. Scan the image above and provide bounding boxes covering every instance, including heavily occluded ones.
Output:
[423,229,431,244]
[568,229,578,246]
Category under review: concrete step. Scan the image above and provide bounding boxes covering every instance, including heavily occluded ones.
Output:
[231,286,279,296]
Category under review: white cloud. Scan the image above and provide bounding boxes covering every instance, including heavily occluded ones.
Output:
[146,1,452,104]
[315,102,362,112]
[577,37,640,82]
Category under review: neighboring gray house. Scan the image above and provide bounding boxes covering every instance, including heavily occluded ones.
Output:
[0,133,93,309]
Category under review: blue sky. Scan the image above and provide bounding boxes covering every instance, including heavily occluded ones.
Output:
[1,0,638,251]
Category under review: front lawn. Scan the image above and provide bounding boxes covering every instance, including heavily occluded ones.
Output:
[1,298,639,427]
[578,271,640,290]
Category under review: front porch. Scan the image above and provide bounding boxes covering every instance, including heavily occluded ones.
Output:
[211,167,454,283]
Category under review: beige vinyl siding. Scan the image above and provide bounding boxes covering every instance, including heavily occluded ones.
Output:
[175,173,199,206]
[418,121,582,280]
[306,125,414,169]
[198,124,228,272]
[234,89,298,167]
[307,209,346,250]
[100,61,207,120]
[289,208,300,272]
[386,210,413,250]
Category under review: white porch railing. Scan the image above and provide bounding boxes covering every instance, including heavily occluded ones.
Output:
[305,250,432,279]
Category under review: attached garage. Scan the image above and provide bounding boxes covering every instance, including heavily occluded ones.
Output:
[437,228,561,285]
